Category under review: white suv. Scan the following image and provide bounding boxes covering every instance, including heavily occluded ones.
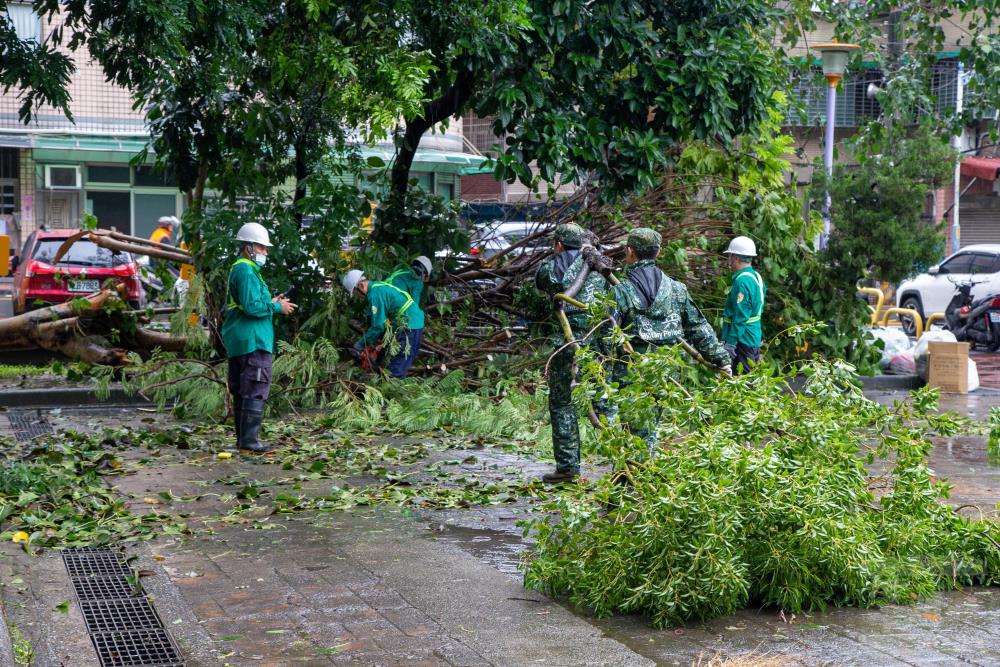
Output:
[895,244,1000,332]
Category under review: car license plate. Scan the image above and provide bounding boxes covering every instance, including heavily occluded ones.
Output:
[68,279,100,293]
[989,312,1000,323]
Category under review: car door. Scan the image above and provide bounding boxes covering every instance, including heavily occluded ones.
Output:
[924,252,974,315]
[968,253,1000,304]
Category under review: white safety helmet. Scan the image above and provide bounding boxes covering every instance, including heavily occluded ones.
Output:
[412,255,432,277]
[341,269,366,295]
[723,236,757,257]
[158,215,179,227]
[235,222,273,247]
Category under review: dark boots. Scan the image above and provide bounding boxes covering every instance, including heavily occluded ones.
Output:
[232,396,243,449]
[239,399,273,453]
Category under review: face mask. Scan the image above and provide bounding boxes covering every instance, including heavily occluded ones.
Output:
[253,253,267,267]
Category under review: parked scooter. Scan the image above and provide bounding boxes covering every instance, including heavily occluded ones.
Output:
[944,279,1000,351]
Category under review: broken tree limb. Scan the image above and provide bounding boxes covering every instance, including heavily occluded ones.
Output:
[0,288,115,342]
[134,327,189,353]
[52,228,192,266]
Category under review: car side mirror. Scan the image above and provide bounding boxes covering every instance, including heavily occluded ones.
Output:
[928,265,940,275]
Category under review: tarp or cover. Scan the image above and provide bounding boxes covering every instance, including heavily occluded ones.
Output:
[961,157,1000,181]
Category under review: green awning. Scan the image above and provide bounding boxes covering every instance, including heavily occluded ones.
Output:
[359,146,492,175]
[0,133,150,163]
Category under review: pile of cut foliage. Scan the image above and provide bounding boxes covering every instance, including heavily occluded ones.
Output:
[524,350,1000,627]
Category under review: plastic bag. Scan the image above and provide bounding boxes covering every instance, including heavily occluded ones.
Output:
[869,327,913,370]
[969,359,980,392]
[913,330,958,380]
[888,352,916,375]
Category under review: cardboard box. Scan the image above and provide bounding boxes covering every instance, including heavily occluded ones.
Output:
[926,341,970,394]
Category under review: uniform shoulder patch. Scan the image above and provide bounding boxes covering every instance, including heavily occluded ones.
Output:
[371,305,377,314]
[737,292,744,304]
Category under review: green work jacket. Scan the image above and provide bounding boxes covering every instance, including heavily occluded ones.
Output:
[358,281,425,346]
[387,267,425,306]
[721,266,766,347]
[221,257,282,358]
[611,259,730,368]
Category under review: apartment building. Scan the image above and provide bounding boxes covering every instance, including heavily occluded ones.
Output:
[0,2,488,250]
[786,13,1000,252]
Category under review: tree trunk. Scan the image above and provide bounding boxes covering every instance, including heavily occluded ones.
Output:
[389,69,477,199]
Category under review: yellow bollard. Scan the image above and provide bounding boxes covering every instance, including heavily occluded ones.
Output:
[856,286,885,326]
[925,312,946,329]
[879,307,923,339]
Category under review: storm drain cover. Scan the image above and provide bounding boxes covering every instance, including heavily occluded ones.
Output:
[62,547,185,666]
[90,629,184,667]
[65,553,134,579]
[81,599,164,634]
[72,575,141,601]
[7,410,54,442]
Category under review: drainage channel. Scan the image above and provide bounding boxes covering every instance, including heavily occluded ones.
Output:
[62,547,185,667]
[6,409,55,442]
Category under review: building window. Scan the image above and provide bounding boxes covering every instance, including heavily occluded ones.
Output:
[436,182,454,202]
[414,172,433,192]
[134,165,177,187]
[87,165,131,185]
[6,3,40,42]
[86,191,130,232]
[133,193,178,240]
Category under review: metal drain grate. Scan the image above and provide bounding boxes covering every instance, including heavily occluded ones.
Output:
[7,410,54,442]
[63,546,122,555]
[72,576,141,601]
[80,599,163,633]
[64,553,133,579]
[90,629,184,667]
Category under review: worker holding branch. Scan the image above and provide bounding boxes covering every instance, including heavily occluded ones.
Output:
[342,269,425,378]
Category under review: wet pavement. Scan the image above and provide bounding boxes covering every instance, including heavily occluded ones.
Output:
[2,389,1000,666]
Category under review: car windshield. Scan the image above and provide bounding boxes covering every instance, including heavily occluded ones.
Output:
[32,239,131,267]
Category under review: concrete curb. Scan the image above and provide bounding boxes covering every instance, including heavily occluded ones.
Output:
[859,374,924,391]
[0,385,150,408]
[0,596,15,667]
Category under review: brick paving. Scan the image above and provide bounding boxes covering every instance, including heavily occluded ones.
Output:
[4,400,1000,665]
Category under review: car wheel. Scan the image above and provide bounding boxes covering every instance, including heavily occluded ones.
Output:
[899,296,923,337]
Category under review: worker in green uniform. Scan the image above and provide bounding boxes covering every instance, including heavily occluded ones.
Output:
[386,256,432,307]
[342,269,425,378]
[221,222,298,453]
[721,236,766,373]
[535,223,610,484]
[611,227,731,446]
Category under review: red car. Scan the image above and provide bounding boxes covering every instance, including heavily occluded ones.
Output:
[10,228,143,314]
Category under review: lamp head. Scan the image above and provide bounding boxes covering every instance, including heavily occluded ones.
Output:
[814,41,860,83]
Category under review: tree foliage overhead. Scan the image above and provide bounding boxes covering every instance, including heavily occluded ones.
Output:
[0,1,73,122]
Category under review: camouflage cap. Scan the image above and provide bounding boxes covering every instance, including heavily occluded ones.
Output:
[627,227,662,251]
[554,223,584,249]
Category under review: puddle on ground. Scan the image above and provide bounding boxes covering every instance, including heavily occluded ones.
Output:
[425,522,528,580]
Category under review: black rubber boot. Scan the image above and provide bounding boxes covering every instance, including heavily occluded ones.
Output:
[239,399,273,454]
[232,396,243,449]
[541,469,579,484]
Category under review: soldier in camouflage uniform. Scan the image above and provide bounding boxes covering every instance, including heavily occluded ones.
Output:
[535,223,610,483]
[611,228,732,446]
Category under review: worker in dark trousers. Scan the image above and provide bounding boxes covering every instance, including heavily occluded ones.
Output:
[721,236,766,373]
[221,222,297,453]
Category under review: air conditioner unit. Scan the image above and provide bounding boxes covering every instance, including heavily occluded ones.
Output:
[44,165,82,190]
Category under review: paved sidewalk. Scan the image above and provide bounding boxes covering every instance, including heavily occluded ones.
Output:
[3,395,1000,666]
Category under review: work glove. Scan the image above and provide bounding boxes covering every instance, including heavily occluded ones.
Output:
[719,364,733,378]
[348,340,364,361]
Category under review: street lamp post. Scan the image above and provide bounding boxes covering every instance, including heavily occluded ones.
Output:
[814,41,859,249]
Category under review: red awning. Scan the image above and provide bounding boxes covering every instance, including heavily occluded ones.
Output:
[961,157,1000,181]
